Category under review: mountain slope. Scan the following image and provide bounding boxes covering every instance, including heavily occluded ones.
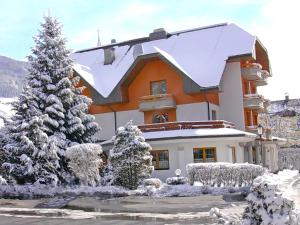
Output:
[0,55,28,97]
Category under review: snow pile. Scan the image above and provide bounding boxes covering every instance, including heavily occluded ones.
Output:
[110,121,153,190]
[243,172,295,225]
[209,207,242,225]
[142,178,162,188]
[290,209,300,225]
[279,148,300,171]
[186,163,265,187]
[66,144,103,186]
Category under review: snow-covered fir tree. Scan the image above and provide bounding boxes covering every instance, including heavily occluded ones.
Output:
[110,121,153,189]
[2,15,99,185]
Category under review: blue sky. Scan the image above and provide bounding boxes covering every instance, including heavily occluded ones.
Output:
[0,0,299,100]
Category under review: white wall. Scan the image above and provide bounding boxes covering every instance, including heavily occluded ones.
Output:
[148,138,245,181]
[116,109,144,127]
[219,62,245,130]
[177,103,219,121]
[95,109,144,141]
[94,113,115,141]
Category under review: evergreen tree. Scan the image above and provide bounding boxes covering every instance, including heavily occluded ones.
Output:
[2,15,99,185]
[110,121,153,189]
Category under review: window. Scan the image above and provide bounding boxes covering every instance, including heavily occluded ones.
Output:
[151,150,169,170]
[211,110,217,120]
[151,80,166,95]
[193,147,216,163]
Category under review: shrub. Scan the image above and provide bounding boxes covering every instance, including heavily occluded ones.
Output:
[166,176,188,185]
[243,173,295,225]
[66,144,102,186]
[186,162,265,187]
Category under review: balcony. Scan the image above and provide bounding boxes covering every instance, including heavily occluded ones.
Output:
[241,63,262,80]
[245,125,258,134]
[139,120,235,132]
[243,94,265,110]
[254,70,269,86]
[139,94,176,111]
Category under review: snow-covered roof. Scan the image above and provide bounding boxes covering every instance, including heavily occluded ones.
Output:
[101,127,256,145]
[72,23,256,98]
[142,127,256,141]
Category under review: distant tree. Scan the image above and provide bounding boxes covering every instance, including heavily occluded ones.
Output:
[2,15,100,185]
[110,121,153,189]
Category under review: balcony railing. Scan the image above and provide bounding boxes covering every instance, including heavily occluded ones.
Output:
[243,94,265,110]
[241,63,262,80]
[138,120,235,132]
[255,70,269,86]
[139,94,176,111]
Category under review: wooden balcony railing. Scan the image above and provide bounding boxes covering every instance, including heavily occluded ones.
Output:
[138,120,235,132]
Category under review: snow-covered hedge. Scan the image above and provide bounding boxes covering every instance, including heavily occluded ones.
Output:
[166,176,188,185]
[186,163,265,187]
[243,172,296,225]
[279,148,300,171]
[66,144,103,186]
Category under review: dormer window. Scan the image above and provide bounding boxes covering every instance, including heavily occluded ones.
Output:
[151,80,166,95]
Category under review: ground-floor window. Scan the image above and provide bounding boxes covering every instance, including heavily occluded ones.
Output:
[151,150,169,170]
[193,147,217,163]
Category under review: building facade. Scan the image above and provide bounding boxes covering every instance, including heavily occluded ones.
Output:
[73,23,280,180]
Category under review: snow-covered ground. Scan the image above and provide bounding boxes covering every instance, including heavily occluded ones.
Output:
[0,97,15,127]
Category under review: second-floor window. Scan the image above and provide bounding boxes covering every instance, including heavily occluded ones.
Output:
[151,80,166,95]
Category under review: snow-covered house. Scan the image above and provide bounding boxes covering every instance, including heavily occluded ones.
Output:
[72,23,281,180]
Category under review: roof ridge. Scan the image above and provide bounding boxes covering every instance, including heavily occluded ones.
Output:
[75,22,229,54]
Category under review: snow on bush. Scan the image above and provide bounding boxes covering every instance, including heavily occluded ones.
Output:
[243,172,296,225]
[0,176,7,185]
[142,178,162,188]
[100,164,114,186]
[110,121,153,190]
[165,176,188,185]
[186,163,265,187]
[66,144,102,186]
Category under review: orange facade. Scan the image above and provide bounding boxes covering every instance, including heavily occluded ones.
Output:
[88,59,219,123]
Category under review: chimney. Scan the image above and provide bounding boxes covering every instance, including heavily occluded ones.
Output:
[104,48,115,65]
[149,28,168,41]
[111,39,116,44]
[284,92,289,101]
[133,44,143,59]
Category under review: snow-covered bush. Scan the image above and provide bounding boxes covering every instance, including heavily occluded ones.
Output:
[66,144,102,186]
[243,173,295,225]
[142,178,162,188]
[186,163,265,187]
[166,176,188,185]
[110,121,153,190]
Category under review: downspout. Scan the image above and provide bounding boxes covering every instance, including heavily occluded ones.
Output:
[205,92,211,120]
[108,105,117,133]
